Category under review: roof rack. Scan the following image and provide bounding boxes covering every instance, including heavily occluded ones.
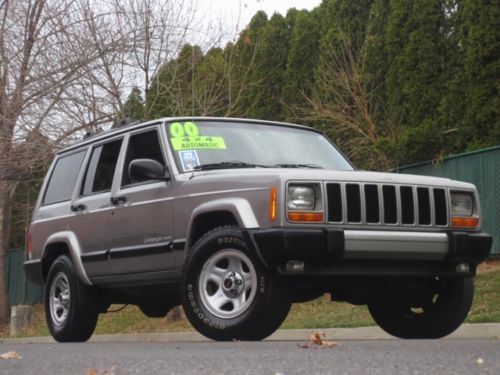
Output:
[116,117,140,128]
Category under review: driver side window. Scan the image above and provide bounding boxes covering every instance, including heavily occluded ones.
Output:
[122,129,165,186]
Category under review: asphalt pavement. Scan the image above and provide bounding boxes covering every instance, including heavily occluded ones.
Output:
[1,324,499,374]
[2,323,500,344]
[0,339,499,374]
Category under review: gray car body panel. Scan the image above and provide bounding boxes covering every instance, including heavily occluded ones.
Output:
[27,117,484,286]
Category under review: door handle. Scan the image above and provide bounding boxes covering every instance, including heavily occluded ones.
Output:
[110,196,127,205]
[70,203,87,212]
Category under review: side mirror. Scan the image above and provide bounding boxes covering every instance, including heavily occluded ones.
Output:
[129,159,170,182]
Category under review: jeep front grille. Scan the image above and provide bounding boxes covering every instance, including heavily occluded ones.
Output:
[326,183,448,227]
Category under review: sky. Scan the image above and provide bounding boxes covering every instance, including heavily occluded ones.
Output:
[195,0,322,43]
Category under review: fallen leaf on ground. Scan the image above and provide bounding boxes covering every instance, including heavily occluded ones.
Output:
[0,351,23,360]
[309,331,324,345]
[298,332,339,349]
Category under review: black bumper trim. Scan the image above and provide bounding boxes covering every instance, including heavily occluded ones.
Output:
[23,259,44,285]
[81,250,108,263]
[250,228,492,266]
[447,232,492,262]
[252,228,344,264]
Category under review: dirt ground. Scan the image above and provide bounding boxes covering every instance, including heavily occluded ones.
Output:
[477,259,500,274]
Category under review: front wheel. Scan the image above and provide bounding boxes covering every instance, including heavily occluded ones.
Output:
[44,255,99,342]
[181,227,290,341]
[368,277,474,339]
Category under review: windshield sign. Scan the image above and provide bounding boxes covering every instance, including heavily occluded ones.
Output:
[166,121,353,172]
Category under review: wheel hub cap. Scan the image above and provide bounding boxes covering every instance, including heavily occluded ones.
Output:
[199,249,257,319]
[49,272,71,327]
[222,271,245,297]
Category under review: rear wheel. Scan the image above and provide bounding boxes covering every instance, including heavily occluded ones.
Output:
[181,227,290,341]
[44,255,99,342]
[368,277,474,339]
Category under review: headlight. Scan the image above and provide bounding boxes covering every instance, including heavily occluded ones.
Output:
[287,185,315,211]
[451,193,473,217]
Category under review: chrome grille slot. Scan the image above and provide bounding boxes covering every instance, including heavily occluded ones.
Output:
[417,187,431,225]
[364,184,380,223]
[433,188,447,225]
[400,186,415,224]
[346,184,361,222]
[327,183,343,222]
[382,185,398,224]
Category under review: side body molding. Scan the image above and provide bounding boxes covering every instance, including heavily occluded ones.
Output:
[42,231,92,285]
[185,198,259,249]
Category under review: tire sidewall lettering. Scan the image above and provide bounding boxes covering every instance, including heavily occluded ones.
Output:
[183,229,270,336]
[186,283,226,330]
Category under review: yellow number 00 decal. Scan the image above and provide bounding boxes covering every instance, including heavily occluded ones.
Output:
[170,122,200,138]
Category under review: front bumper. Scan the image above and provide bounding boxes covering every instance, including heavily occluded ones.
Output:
[250,228,492,276]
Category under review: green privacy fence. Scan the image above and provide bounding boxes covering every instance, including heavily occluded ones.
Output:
[394,145,500,255]
[6,248,43,305]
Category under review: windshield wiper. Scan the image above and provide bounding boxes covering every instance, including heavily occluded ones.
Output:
[193,161,270,171]
[274,163,323,169]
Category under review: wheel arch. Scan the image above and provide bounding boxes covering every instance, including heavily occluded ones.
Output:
[186,198,259,250]
[41,231,92,285]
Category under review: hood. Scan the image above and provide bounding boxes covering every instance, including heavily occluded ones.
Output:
[187,168,475,190]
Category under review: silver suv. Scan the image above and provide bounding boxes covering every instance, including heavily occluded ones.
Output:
[24,118,492,342]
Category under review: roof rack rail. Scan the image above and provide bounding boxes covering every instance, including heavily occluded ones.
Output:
[116,117,140,128]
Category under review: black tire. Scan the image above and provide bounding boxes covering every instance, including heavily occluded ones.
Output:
[235,291,291,341]
[368,277,474,339]
[181,227,291,341]
[44,255,99,342]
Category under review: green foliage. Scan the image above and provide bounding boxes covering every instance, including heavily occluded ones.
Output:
[120,87,145,122]
[283,10,321,115]
[458,0,500,150]
[143,1,499,169]
[247,13,291,120]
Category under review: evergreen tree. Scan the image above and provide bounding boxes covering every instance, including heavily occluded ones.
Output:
[315,0,374,104]
[384,0,452,164]
[283,9,321,117]
[147,44,204,117]
[248,13,291,120]
[119,86,145,123]
[363,0,390,120]
[458,0,500,150]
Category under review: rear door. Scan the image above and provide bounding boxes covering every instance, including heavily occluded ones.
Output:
[108,126,175,275]
[70,137,123,277]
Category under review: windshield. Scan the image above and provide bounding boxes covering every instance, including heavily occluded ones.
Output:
[166,120,353,172]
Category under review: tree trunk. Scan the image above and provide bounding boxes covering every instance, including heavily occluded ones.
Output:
[0,179,12,324]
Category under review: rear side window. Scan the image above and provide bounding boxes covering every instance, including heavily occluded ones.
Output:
[122,130,165,186]
[43,150,86,205]
[81,139,122,196]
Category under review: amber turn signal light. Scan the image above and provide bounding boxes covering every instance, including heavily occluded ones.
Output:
[269,187,277,222]
[288,212,324,222]
[451,217,479,228]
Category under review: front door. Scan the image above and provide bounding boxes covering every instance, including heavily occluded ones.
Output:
[108,127,175,275]
[69,137,123,277]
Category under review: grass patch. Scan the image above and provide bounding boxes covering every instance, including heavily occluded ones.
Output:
[2,264,499,338]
